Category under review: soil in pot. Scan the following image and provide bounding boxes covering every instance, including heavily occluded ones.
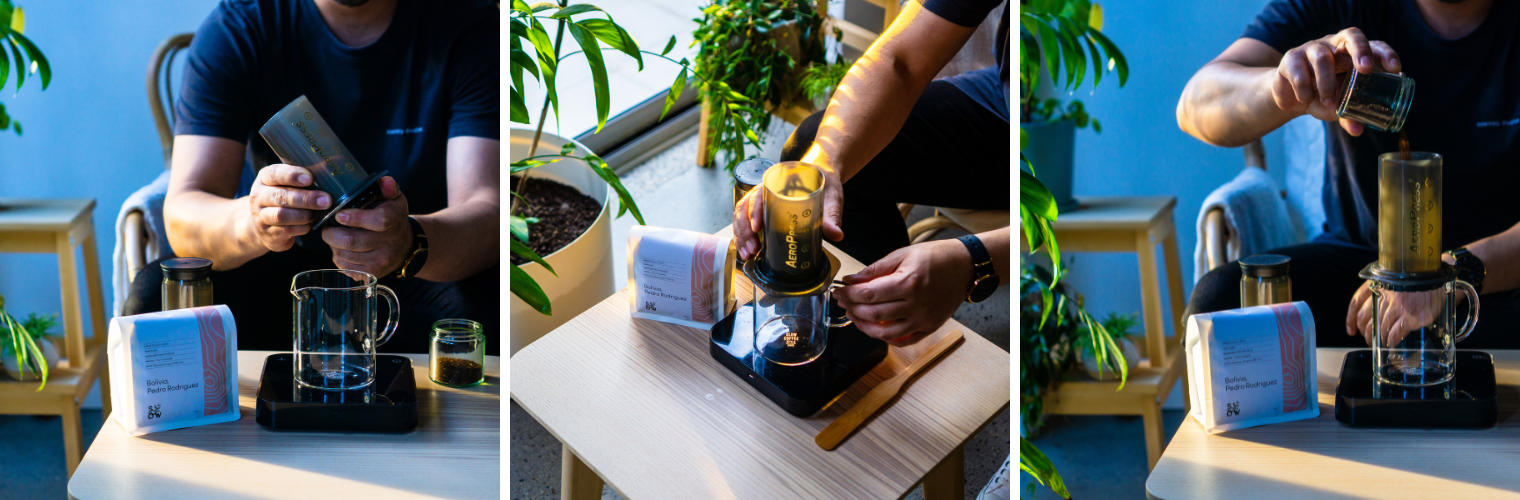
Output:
[510,175,602,265]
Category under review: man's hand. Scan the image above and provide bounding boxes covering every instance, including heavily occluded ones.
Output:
[322,177,412,277]
[1271,28,1401,136]
[1346,280,1443,347]
[247,164,331,252]
[732,162,845,261]
[834,239,971,345]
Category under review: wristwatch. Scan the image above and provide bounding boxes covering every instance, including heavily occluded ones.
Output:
[393,216,429,279]
[1447,247,1485,294]
[956,234,999,303]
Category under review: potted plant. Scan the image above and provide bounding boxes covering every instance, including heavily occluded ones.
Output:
[1020,0,1127,213]
[509,1,762,355]
[0,0,51,137]
[1019,3,1131,495]
[0,295,54,390]
[691,0,847,169]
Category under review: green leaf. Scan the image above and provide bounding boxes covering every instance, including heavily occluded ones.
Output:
[586,155,645,225]
[528,2,556,13]
[511,238,556,276]
[509,87,529,124]
[12,119,18,136]
[577,18,642,71]
[10,31,47,90]
[7,37,22,92]
[560,141,577,156]
[1034,16,1061,92]
[550,4,602,18]
[1020,205,1046,256]
[510,0,533,14]
[1020,438,1070,498]
[525,20,559,124]
[568,22,610,133]
[1054,17,1086,90]
[510,158,557,172]
[510,45,541,84]
[510,264,553,315]
[1020,170,1057,221]
[510,216,531,243]
[660,35,677,57]
[1088,28,1129,86]
[661,67,688,121]
[1083,32,1104,88]
[0,41,8,89]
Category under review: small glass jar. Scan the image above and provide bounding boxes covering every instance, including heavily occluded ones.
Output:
[161,257,213,311]
[1240,254,1292,308]
[430,319,485,388]
[1336,71,1415,133]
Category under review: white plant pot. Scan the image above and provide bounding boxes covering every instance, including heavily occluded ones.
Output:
[2,338,59,381]
[509,128,617,357]
[1079,337,1140,381]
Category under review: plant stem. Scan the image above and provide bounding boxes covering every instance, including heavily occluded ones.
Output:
[511,1,569,218]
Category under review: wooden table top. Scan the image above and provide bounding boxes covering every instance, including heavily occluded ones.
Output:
[511,228,1011,500]
[1148,347,1520,500]
[0,198,94,231]
[68,351,500,500]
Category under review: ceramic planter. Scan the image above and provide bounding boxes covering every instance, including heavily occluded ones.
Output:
[509,128,618,357]
[1022,118,1079,213]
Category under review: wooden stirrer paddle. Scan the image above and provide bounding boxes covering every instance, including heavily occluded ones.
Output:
[815,330,964,451]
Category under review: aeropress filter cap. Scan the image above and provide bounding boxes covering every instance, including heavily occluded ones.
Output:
[259,95,388,231]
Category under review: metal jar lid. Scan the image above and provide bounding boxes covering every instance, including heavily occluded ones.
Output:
[161,257,213,281]
[1240,254,1290,278]
[733,157,774,193]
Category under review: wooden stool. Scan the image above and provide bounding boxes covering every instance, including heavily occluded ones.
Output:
[1025,196,1188,470]
[0,198,111,477]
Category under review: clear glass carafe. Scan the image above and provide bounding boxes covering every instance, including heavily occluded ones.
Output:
[290,269,400,390]
[1372,279,1478,386]
[753,280,850,366]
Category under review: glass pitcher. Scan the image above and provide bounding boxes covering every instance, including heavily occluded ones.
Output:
[753,280,851,366]
[1372,279,1478,386]
[291,269,400,390]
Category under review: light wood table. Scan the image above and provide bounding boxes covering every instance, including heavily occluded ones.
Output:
[1023,196,1189,469]
[1148,348,1520,499]
[512,227,1011,500]
[67,351,500,500]
[0,198,110,476]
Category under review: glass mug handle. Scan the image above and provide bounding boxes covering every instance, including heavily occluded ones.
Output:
[373,284,401,347]
[1451,280,1480,343]
[824,280,852,328]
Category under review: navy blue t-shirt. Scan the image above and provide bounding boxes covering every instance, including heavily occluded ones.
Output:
[175,0,498,251]
[1243,0,1520,249]
[922,0,1009,121]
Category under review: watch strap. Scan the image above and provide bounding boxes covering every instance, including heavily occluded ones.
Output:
[956,235,997,302]
[395,216,428,279]
[1450,247,1485,294]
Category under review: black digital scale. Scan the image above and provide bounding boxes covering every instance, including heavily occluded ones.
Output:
[1334,349,1497,428]
[255,353,419,432]
[710,302,887,417]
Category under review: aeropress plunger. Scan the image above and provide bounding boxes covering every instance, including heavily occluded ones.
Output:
[259,95,389,231]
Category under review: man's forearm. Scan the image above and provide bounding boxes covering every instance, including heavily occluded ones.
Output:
[1455,226,1520,294]
[1177,62,1297,147]
[980,226,1011,283]
[164,191,265,270]
[412,195,499,282]
[800,45,927,182]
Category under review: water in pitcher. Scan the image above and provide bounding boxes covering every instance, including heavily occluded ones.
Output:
[1377,324,1454,385]
[295,351,374,390]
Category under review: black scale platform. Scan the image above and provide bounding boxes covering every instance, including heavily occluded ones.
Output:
[1335,349,1497,428]
[711,302,887,417]
[255,353,419,432]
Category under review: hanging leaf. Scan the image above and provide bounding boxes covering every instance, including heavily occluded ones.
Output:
[1088,28,1129,86]
[568,22,610,132]
[1020,438,1071,499]
[510,215,531,244]
[660,35,677,57]
[577,18,642,71]
[10,6,21,34]
[511,238,556,276]
[550,4,602,18]
[1089,3,1104,31]
[525,19,560,123]
[509,87,529,124]
[510,264,553,315]
[7,38,23,92]
[585,154,645,225]
[660,67,688,120]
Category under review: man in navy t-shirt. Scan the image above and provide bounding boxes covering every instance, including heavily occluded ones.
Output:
[126,0,500,354]
[1179,0,1520,348]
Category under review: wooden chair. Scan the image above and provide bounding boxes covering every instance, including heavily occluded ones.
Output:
[122,33,193,288]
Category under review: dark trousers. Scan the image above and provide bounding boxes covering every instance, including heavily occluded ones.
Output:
[782,80,1011,266]
[1188,241,1520,349]
[124,249,500,355]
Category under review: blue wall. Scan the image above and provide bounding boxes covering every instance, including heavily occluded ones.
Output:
[1054,0,1289,336]
[0,1,219,336]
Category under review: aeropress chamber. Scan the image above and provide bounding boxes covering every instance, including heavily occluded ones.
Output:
[259,95,388,231]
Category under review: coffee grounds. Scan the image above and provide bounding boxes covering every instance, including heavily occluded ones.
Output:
[510,176,602,265]
[433,357,483,386]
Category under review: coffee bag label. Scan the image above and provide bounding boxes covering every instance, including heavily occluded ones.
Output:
[1186,301,1318,433]
[628,226,734,329]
